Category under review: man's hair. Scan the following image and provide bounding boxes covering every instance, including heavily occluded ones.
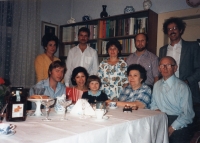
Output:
[48,60,66,77]
[86,75,101,90]
[106,39,122,57]
[163,17,186,35]
[159,56,177,66]
[42,33,59,51]
[127,64,147,83]
[134,33,149,42]
[71,66,89,86]
[78,27,90,37]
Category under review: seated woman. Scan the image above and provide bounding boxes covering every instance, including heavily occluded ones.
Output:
[82,75,108,104]
[113,64,152,109]
[35,34,60,83]
[66,67,89,102]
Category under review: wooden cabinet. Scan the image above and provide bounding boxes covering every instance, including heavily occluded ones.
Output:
[59,9,158,61]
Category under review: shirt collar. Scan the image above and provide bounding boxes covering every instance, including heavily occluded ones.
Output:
[134,49,148,56]
[88,90,101,97]
[161,75,176,88]
[43,78,62,89]
[169,39,182,47]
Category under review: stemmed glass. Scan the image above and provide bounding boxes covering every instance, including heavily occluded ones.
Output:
[80,99,88,119]
[41,98,55,121]
[58,99,72,120]
[0,103,8,123]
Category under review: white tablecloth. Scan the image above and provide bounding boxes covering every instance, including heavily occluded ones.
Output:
[1,107,169,143]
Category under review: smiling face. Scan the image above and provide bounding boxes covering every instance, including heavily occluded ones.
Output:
[135,34,147,52]
[89,81,100,93]
[49,67,64,82]
[74,72,86,88]
[128,70,143,90]
[45,40,57,55]
[167,23,182,45]
[78,31,89,44]
[108,45,119,58]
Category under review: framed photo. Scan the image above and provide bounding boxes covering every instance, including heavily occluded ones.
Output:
[41,21,59,37]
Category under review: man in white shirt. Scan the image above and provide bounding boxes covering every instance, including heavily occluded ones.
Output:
[64,27,99,86]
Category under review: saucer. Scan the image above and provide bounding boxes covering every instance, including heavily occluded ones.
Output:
[0,130,16,137]
[109,106,118,109]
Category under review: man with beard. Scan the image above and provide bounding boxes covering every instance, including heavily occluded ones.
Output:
[126,33,159,88]
[64,27,99,86]
[159,17,200,108]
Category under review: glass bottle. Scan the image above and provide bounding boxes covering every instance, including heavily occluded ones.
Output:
[6,87,27,121]
[100,5,108,18]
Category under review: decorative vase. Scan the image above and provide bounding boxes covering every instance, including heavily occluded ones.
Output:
[100,5,108,18]
[82,15,91,21]
[143,0,152,10]
[124,6,135,14]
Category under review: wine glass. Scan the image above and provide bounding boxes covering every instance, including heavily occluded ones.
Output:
[80,99,88,119]
[41,98,55,121]
[58,99,72,120]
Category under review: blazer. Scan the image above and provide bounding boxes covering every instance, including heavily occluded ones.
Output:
[159,39,200,104]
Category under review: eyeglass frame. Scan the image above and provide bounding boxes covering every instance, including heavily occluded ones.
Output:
[159,64,176,69]
[167,26,178,32]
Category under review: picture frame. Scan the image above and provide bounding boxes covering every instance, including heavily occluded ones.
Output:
[41,21,59,37]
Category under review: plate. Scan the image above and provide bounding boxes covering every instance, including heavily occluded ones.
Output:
[0,130,16,137]
[27,98,49,102]
[109,106,118,109]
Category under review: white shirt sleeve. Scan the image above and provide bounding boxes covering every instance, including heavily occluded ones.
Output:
[64,49,73,86]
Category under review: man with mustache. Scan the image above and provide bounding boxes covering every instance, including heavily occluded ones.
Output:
[159,17,200,114]
[64,27,99,86]
[126,33,159,89]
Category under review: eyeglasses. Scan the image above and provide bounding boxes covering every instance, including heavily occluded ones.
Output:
[159,64,175,69]
[167,26,178,31]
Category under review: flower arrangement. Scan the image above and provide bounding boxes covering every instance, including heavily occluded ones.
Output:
[0,77,9,97]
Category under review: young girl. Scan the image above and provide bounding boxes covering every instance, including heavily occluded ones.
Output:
[82,75,108,103]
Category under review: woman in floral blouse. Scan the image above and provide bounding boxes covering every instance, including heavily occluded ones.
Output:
[98,40,128,100]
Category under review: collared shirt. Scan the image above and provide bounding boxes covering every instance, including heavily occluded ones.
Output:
[98,58,128,100]
[29,78,66,99]
[88,90,101,97]
[119,84,152,109]
[64,44,99,86]
[126,50,159,86]
[150,75,194,130]
[167,39,182,78]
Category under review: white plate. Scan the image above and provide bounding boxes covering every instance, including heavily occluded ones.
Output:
[109,106,118,109]
[95,116,109,121]
[0,130,16,137]
[27,98,49,102]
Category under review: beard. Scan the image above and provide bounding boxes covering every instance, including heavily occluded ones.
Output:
[136,46,146,52]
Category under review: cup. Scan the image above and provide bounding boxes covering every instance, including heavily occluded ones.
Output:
[96,101,106,110]
[109,102,117,108]
[95,109,106,119]
[0,123,16,135]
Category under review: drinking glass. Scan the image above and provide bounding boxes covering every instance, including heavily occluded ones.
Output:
[58,99,72,120]
[0,103,8,123]
[41,98,55,121]
[80,99,88,119]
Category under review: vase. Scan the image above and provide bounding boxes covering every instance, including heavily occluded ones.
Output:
[82,15,91,21]
[143,0,152,10]
[100,5,108,18]
[124,6,135,14]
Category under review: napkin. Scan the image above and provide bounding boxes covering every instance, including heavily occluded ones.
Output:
[66,87,83,103]
[70,99,95,116]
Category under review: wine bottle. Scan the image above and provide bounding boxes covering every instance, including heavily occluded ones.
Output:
[6,87,27,121]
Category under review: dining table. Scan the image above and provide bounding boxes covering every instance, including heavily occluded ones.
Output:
[1,106,169,143]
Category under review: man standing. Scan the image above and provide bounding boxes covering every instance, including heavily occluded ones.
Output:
[159,17,200,104]
[126,33,159,88]
[64,27,99,86]
[30,60,66,97]
[151,56,194,143]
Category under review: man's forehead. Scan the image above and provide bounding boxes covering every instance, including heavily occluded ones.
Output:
[160,58,174,64]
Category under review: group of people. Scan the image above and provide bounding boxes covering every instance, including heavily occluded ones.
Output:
[30,17,200,143]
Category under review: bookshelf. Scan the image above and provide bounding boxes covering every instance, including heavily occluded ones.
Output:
[59,9,158,62]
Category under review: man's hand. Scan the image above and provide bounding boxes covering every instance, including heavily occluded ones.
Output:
[168,126,175,137]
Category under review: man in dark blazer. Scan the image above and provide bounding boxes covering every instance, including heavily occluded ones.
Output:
[159,17,200,107]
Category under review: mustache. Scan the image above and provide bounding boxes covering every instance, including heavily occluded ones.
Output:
[170,33,176,36]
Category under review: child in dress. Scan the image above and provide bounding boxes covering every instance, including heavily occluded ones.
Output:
[82,75,108,103]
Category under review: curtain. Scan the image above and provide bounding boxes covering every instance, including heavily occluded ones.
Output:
[9,0,41,88]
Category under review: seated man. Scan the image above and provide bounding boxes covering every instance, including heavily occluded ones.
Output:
[30,61,66,100]
[150,56,195,143]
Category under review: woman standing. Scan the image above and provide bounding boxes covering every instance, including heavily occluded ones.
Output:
[98,40,128,100]
[35,34,60,83]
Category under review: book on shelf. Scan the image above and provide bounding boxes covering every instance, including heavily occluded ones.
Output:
[62,26,73,42]
[88,42,97,51]
[106,20,110,38]
[101,41,108,54]
[129,17,135,35]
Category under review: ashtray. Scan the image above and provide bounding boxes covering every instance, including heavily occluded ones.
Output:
[123,105,132,112]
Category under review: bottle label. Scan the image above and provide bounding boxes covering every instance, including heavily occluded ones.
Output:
[12,104,24,118]
[16,90,21,102]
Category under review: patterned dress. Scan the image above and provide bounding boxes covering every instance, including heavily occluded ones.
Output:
[98,58,128,100]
